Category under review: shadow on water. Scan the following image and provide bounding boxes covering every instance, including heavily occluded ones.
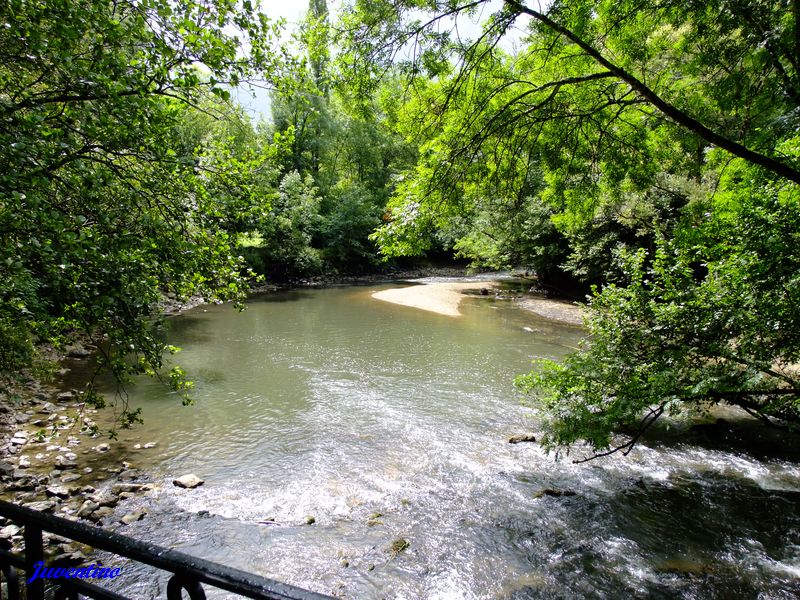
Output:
[250,289,316,304]
[638,414,800,463]
[495,470,800,599]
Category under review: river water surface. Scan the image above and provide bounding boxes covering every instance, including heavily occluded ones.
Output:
[94,282,800,599]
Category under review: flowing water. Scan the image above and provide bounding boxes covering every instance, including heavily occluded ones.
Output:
[87,282,800,599]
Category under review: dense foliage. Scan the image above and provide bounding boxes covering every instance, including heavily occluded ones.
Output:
[340,0,800,454]
[4,0,799,452]
[252,6,416,278]
[0,0,284,423]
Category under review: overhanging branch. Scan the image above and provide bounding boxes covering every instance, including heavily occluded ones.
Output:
[503,0,800,185]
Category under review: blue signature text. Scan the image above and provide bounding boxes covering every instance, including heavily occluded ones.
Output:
[27,561,123,584]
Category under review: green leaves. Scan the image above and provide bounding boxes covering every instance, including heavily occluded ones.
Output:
[0,0,285,426]
[335,0,800,453]
[522,171,800,455]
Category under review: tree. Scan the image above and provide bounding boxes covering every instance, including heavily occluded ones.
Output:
[257,170,324,277]
[260,2,417,276]
[342,0,799,182]
[342,0,800,454]
[0,0,283,426]
[519,159,800,457]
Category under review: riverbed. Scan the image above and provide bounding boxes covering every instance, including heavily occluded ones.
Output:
[86,281,799,598]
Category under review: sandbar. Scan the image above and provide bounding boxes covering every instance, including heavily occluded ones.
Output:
[372,280,586,325]
[371,281,496,317]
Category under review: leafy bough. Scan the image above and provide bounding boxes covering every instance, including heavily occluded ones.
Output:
[518,181,800,460]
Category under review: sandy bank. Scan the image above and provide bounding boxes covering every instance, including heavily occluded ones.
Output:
[371,281,496,317]
[518,297,585,326]
[372,280,586,325]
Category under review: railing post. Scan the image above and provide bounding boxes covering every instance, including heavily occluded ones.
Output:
[23,524,44,600]
[0,561,21,600]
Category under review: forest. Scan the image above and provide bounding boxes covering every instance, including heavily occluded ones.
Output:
[1,0,799,455]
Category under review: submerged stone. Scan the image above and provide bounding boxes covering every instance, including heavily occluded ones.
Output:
[120,510,147,525]
[532,489,577,499]
[508,434,537,444]
[390,538,409,556]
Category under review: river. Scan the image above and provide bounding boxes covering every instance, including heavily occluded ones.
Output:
[89,281,800,599]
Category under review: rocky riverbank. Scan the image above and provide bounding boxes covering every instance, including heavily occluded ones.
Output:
[0,368,161,563]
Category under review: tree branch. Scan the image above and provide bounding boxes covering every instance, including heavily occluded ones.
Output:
[503,0,800,184]
[573,403,666,463]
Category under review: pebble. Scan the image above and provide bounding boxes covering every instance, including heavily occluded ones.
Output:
[45,485,72,499]
[23,500,56,512]
[11,469,33,479]
[54,455,77,468]
[67,347,91,358]
[92,506,114,521]
[51,551,87,566]
[56,392,73,403]
[120,510,147,525]
[0,525,21,538]
[118,469,139,480]
[76,501,100,518]
[112,483,152,494]
[173,474,204,489]
[508,434,537,444]
[89,490,118,507]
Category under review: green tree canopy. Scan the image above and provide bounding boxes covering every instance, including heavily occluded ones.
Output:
[341,0,800,455]
[0,0,284,425]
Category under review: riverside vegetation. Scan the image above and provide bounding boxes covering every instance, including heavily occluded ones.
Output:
[1,0,799,469]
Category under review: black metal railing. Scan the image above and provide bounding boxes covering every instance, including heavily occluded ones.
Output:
[0,500,334,600]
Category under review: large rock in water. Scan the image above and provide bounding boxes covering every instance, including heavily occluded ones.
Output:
[173,474,204,489]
